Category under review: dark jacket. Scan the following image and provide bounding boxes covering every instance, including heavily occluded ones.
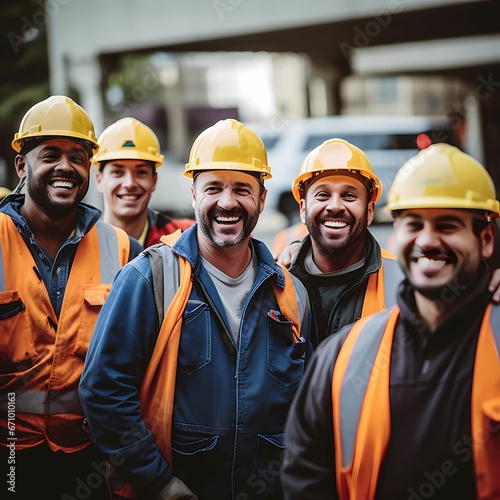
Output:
[282,267,493,499]
[289,231,401,347]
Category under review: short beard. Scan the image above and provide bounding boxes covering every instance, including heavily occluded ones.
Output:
[305,207,369,256]
[195,206,257,247]
[25,163,87,220]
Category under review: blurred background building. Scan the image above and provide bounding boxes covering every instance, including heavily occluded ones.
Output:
[1,0,500,241]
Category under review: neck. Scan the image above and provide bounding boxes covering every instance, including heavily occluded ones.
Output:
[311,239,366,273]
[103,211,148,241]
[20,198,78,259]
[198,233,252,278]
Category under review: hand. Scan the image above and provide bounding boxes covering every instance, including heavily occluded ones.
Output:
[155,476,198,499]
[274,241,301,268]
[488,268,500,304]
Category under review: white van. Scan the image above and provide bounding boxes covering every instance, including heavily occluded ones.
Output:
[252,115,459,223]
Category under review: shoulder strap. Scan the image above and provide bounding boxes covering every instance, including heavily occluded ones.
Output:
[143,246,164,324]
[143,243,181,325]
[141,229,185,324]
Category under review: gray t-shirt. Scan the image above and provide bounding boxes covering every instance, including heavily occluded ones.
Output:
[201,250,258,345]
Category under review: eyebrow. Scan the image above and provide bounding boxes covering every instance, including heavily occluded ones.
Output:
[404,213,466,225]
[38,145,86,155]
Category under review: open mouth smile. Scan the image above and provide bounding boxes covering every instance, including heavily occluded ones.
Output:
[50,180,76,189]
[215,216,241,224]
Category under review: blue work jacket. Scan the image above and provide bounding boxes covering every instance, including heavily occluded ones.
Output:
[80,225,312,499]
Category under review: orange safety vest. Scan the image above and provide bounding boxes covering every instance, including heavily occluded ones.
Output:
[114,231,303,499]
[332,305,500,499]
[360,248,402,317]
[0,214,130,452]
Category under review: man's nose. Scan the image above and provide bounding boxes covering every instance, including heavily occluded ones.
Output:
[217,189,238,210]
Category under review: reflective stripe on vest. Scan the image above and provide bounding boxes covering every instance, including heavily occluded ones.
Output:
[95,221,124,284]
[381,257,403,309]
[492,304,500,355]
[0,220,125,293]
[334,304,500,499]
[339,309,392,467]
[361,252,403,317]
[0,390,82,415]
[0,217,129,419]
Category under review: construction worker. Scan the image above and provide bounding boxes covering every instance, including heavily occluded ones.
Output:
[276,138,403,348]
[0,95,142,499]
[93,117,194,247]
[282,143,500,499]
[79,118,312,499]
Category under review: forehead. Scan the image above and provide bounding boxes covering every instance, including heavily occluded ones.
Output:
[103,159,154,171]
[307,173,368,194]
[195,170,260,188]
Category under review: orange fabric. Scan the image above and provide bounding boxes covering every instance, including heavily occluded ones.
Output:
[271,223,308,256]
[471,305,500,499]
[273,263,302,342]
[333,307,398,499]
[115,235,302,498]
[360,249,396,318]
[0,215,129,452]
[138,254,193,467]
[332,304,500,499]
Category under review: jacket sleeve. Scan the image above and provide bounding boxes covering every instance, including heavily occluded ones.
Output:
[282,333,346,499]
[79,255,172,495]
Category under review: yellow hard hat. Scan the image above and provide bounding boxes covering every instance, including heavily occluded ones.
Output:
[92,117,164,170]
[12,95,98,155]
[291,138,382,203]
[386,143,500,218]
[0,187,11,199]
[184,119,272,180]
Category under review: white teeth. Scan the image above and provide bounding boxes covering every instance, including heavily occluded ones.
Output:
[52,181,74,188]
[324,221,347,228]
[120,195,139,200]
[216,217,239,222]
[417,257,446,269]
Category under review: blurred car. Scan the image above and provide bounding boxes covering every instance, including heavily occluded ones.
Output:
[250,115,460,223]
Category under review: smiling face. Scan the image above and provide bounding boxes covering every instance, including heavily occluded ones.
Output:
[191,170,266,248]
[300,173,374,263]
[393,208,495,300]
[16,139,91,219]
[95,159,157,223]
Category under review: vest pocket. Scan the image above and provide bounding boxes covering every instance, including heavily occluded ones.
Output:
[267,313,305,387]
[179,301,211,375]
[73,284,111,357]
[0,291,35,371]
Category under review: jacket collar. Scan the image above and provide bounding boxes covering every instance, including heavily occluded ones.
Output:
[290,229,382,280]
[0,194,102,242]
[172,224,286,288]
